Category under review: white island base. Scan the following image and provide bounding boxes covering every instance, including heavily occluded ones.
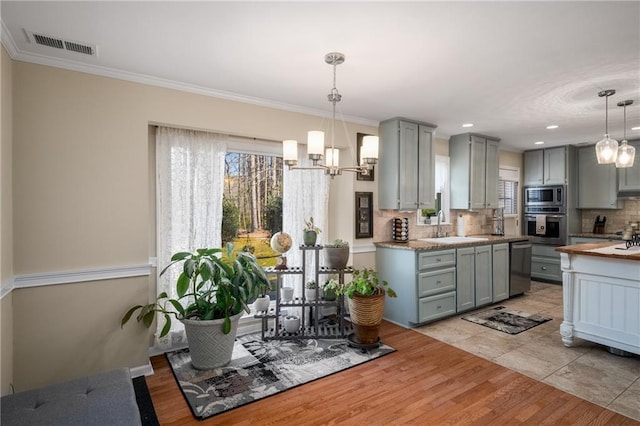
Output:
[558,244,640,356]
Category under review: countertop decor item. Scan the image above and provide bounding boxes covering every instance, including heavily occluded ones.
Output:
[392,217,409,242]
[121,244,269,369]
[282,52,378,178]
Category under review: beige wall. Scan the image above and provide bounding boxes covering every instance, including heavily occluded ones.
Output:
[1,45,14,394]
[9,60,377,390]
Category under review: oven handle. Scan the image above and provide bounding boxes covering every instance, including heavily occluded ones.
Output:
[525,215,565,219]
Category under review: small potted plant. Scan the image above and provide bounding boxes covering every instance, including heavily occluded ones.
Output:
[324,238,350,270]
[283,315,301,334]
[253,280,272,313]
[421,208,436,224]
[305,280,318,301]
[303,216,321,246]
[323,279,338,301]
[331,268,397,345]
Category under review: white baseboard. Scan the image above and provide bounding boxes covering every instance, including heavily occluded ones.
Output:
[130,362,154,378]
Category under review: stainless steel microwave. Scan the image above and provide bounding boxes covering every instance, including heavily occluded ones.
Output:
[524,185,565,209]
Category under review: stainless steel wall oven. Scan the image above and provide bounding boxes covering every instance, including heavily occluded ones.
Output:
[524,185,567,245]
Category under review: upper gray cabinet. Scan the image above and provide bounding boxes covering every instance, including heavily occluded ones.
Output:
[450,133,500,210]
[378,118,436,210]
[618,140,640,192]
[523,147,566,186]
[577,146,622,209]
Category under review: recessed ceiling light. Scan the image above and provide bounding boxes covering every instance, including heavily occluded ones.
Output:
[462,123,474,128]
[632,126,640,130]
[546,125,559,129]
[534,141,545,145]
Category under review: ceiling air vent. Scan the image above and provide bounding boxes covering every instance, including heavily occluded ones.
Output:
[25,30,97,57]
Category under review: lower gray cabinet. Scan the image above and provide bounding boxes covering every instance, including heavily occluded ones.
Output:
[456,247,475,312]
[475,245,493,307]
[377,247,456,327]
[531,244,562,282]
[492,243,509,302]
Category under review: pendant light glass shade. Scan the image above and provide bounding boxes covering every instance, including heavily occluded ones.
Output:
[615,140,635,168]
[595,89,618,164]
[615,100,635,168]
[595,134,618,164]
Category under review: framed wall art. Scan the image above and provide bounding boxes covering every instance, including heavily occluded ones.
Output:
[355,191,373,238]
[356,133,375,181]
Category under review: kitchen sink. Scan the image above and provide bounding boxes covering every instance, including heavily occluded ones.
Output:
[418,236,489,244]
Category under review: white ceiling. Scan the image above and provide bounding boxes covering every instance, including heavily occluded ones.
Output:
[1,1,639,151]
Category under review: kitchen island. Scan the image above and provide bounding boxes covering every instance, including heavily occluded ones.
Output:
[556,242,640,355]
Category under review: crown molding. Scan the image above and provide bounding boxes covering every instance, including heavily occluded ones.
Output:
[0,19,378,128]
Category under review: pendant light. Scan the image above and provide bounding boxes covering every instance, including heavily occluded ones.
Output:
[615,100,635,168]
[595,89,618,164]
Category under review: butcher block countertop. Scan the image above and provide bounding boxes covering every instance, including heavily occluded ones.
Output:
[556,241,640,261]
[374,235,529,251]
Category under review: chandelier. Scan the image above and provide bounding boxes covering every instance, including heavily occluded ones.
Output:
[595,89,618,164]
[282,52,379,177]
[615,100,635,168]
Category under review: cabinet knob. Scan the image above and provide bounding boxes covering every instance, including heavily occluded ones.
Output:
[541,266,547,271]
[437,305,442,310]
[436,280,442,284]
[436,258,441,262]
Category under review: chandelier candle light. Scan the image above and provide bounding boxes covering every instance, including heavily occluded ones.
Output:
[615,100,635,168]
[283,52,379,178]
[595,89,618,164]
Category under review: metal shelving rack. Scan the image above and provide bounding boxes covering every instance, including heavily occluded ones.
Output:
[254,245,352,340]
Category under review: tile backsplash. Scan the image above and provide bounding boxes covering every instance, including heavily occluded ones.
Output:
[374,209,495,242]
[579,200,640,233]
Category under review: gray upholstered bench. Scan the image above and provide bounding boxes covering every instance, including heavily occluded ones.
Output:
[0,368,141,426]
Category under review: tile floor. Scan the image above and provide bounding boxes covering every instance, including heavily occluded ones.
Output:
[415,282,640,421]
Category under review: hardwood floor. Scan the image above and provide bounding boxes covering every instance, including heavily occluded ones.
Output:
[146,321,638,425]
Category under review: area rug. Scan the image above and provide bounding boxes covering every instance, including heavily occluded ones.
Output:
[166,333,396,420]
[462,306,552,335]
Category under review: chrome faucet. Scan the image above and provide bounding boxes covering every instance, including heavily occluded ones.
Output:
[436,210,445,238]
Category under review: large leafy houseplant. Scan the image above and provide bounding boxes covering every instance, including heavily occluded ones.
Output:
[327,268,397,299]
[122,244,270,336]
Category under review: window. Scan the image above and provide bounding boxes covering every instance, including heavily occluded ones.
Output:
[418,155,450,224]
[498,167,519,215]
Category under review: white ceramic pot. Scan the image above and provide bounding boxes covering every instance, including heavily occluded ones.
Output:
[253,295,270,313]
[305,288,317,301]
[282,286,294,301]
[283,315,300,333]
[181,311,242,370]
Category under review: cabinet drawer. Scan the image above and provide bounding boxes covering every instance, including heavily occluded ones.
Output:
[531,257,562,282]
[532,244,561,258]
[418,267,456,297]
[418,249,456,270]
[418,291,456,323]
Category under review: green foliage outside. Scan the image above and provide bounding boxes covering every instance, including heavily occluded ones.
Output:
[264,195,282,235]
[222,196,240,243]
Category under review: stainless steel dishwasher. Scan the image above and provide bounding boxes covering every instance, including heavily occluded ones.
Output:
[510,241,532,296]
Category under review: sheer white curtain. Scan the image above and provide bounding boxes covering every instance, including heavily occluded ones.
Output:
[155,127,227,349]
[282,145,330,297]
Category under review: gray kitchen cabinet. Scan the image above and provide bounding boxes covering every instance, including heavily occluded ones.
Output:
[531,244,561,283]
[450,133,500,210]
[524,147,567,186]
[475,245,493,307]
[577,146,622,209]
[378,118,436,210]
[377,247,456,326]
[618,140,640,192]
[492,243,509,302]
[456,247,475,312]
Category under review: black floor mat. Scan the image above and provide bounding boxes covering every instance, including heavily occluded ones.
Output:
[133,376,160,426]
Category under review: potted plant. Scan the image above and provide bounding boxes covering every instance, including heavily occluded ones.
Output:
[253,280,272,313]
[329,268,397,345]
[305,280,318,301]
[303,216,321,246]
[324,238,350,270]
[121,243,269,370]
[421,208,436,224]
[322,279,337,301]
